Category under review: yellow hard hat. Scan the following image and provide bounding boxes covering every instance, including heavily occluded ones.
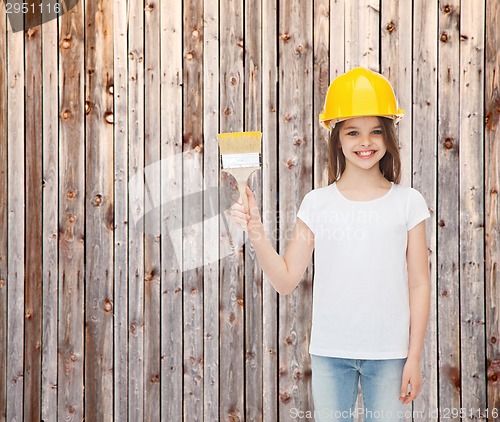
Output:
[319,67,404,131]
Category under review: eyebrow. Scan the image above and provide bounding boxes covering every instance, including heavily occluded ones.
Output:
[343,125,382,131]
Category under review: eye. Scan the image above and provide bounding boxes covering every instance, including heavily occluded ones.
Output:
[372,129,383,135]
[346,131,359,136]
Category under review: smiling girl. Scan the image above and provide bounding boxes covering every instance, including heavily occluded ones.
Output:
[230,67,431,422]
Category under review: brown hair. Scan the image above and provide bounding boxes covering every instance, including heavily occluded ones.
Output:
[327,117,402,185]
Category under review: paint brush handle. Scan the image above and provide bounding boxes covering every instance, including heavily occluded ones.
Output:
[227,167,259,212]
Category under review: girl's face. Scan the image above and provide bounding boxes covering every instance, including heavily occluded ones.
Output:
[338,116,387,170]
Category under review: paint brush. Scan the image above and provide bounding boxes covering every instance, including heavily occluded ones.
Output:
[217,131,262,212]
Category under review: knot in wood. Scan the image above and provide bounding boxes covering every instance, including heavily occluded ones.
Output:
[85,101,92,115]
[386,21,396,33]
[286,157,298,169]
[237,297,244,307]
[0,279,4,288]
[93,194,103,206]
[67,190,76,200]
[151,374,160,383]
[61,109,72,120]
[108,85,114,94]
[237,39,244,48]
[438,219,445,227]
[104,111,114,124]
[230,76,238,85]
[61,38,71,49]
[185,51,194,61]
[25,310,32,319]
[283,113,292,122]
[280,33,291,42]
[443,137,453,149]
[192,28,200,38]
[223,107,232,116]
[296,44,303,53]
[443,4,451,13]
[104,298,113,312]
[440,32,448,42]
[67,214,76,224]
[145,2,154,12]
[491,336,497,344]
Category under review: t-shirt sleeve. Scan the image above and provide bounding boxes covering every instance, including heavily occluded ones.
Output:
[407,187,431,231]
[296,191,315,235]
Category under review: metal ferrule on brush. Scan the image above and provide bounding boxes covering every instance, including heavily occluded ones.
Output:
[220,152,262,169]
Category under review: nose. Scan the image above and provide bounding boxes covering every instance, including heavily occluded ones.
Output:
[359,135,372,147]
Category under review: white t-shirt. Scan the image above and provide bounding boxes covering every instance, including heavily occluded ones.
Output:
[296,181,431,359]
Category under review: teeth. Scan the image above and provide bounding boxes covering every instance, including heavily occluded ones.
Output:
[356,151,375,156]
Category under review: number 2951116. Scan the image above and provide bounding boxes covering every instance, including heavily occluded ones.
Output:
[5,2,62,14]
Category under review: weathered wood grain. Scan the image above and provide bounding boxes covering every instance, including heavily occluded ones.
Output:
[84,0,115,419]
[24,4,43,420]
[183,0,205,420]
[262,0,279,420]
[485,0,500,416]
[436,0,461,418]
[0,2,7,420]
[127,0,145,418]
[278,0,314,420]
[161,0,183,420]
[144,1,161,420]
[112,0,128,419]
[413,2,439,419]
[245,0,264,420]
[58,1,85,420]
[460,0,486,418]
[202,0,219,420]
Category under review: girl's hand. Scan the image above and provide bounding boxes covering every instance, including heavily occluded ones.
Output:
[399,359,423,404]
[229,185,262,233]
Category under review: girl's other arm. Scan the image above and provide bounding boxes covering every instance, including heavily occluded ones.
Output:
[400,219,430,404]
[229,186,314,295]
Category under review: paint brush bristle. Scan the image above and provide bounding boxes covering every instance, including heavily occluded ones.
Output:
[217,131,262,155]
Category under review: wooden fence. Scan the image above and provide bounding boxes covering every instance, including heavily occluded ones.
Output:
[0,0,499,421]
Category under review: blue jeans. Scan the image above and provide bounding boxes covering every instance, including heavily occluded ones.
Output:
[310,354,407,422]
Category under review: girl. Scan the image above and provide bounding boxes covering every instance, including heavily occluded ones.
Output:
[230,67,431,422]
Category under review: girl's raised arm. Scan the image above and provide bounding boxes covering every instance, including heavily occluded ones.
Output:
[229,186,314,295]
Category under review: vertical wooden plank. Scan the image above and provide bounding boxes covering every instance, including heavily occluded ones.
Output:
[278,1,313,420]
[24,4,43,420]
[345,0,380,70]
[485,0,500,415]
[58,0,85,419]
[244,0,263,420]
[436,0,461,417]
[183,0,204,420]
[314,0,330,188]
[144,0,161,419]
[459,0,486,416]
[0,2,7,420]
[262,0,279,420]
[160,0,183,419]
[219,0,244,420]
[41,12,59,422]
[202,0,219,419]
[381,0,413,182]
[128,0,145,417]
[6,6,25,421]
[113,0,128,418]
[84,0,114,419]
[329,0,345,82]
[413,1,438,417]
[160,46,184,422]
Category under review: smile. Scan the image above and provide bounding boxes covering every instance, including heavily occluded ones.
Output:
[355,150,376,157]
